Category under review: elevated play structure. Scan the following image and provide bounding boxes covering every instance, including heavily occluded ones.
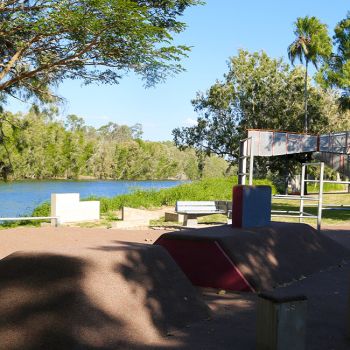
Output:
[155,183,350,292]
[155,222,349,292]
[239,129,350,230]
[155,130,350,292]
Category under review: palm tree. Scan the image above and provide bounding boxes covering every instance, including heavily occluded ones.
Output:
[288,16,332,133]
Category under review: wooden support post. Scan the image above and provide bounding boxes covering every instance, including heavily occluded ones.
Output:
[257,293,307,350]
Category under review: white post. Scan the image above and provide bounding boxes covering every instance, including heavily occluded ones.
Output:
[238,140,248,185]
[249,138,254,186]
[299,164,306,223]
[317,162,324,231]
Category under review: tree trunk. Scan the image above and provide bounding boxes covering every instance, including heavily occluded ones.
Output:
[304,61,308,133]
[303,61,309,194]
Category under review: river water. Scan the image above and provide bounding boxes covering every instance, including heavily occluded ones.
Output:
[0,180,185,217]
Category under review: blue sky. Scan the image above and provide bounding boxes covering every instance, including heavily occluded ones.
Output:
[6,0,349,140]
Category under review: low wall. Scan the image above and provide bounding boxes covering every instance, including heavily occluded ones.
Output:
[122,207,163,221]
[51,193,100,224]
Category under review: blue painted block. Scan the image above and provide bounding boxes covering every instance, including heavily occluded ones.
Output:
[232,185,271,228]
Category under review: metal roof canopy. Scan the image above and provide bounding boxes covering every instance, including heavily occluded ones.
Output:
[247,129,350,157]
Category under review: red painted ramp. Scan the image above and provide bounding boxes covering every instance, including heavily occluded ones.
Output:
[156,238,254,292]
[154,222,350,292]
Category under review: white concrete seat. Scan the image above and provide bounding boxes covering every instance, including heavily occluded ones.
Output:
[175,201,230,226]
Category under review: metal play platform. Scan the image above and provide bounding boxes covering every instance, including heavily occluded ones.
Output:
[238,129,350,230]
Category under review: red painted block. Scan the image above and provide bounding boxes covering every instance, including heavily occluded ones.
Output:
[155,237,254,292]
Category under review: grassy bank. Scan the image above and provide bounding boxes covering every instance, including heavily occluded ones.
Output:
[6,176,349,229]
[272,192,350,225]
[32,177,276,217]
[307,182,348,193]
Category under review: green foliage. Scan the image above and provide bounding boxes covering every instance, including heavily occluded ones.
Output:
[32,176,276,216]
[318,12,350,108]
[288,16,332,132]
[173,50,346,181]
[32,201,50,217]
[95,176,276,213]
[288,16,332,69]
[0,0,201,104]
[0,107,230,181]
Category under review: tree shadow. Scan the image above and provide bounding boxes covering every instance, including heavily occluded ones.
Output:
[90,241,211,334]
[1,246,239,350]
[152,223,350,293]
[221,222,350,290]
[4,234,347,349]
[0,252,154,350]
[90,240,260,349]
[322,227,350,250]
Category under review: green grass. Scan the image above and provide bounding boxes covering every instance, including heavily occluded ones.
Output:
[272,192,350,225]
[307,182,348,193]
[31,176,276,217]
[5,176,349,229]
[151,192,350,227]
[0,201,51,229]
[98,176,276,213]
[149,213,228,228]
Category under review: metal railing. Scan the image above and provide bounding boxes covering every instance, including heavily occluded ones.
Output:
[238,131,350,230]
[0,216,60,227]
[271,162,324,231]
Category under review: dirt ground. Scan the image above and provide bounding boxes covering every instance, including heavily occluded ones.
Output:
[0,224,349,349]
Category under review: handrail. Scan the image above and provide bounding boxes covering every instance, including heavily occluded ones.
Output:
[0,216,60,226]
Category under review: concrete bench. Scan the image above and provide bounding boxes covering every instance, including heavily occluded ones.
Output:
[175,201,230,226]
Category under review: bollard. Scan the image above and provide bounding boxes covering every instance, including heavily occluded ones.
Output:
[257,293,307,350]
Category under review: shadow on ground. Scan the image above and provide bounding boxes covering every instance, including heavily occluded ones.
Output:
[0,253,134,349]
[0,246,251,350]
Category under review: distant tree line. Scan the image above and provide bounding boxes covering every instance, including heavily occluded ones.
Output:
[0,106,231,181]
[0,0,203,182]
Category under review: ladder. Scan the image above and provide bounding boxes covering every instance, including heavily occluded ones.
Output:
[271,162,324,231]
[238,137,254,185]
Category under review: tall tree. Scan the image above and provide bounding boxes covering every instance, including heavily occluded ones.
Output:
[317,13,350,109]
[287,16,332,132]
[0,0,200,104]
[0,0,200,177]
[173,50,343,179]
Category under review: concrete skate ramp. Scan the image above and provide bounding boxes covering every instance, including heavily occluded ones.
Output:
[0,244,210,350]
[155,222,350,292]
